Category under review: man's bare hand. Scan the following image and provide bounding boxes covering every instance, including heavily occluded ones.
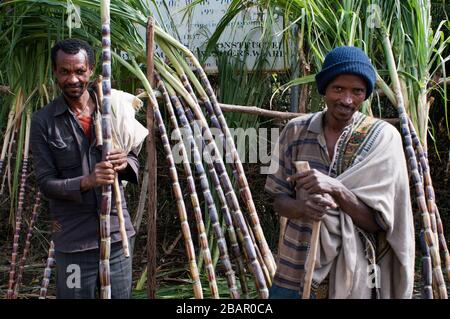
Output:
[299,193,338,221]
[288,169,343,196]
[81,161,115,191]
[106,148,128,172]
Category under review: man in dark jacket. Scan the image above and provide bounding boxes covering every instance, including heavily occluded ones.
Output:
[30,38,137,299]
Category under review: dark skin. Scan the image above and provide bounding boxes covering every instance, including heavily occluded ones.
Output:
[53,49,127,192]
[274,74,381,233]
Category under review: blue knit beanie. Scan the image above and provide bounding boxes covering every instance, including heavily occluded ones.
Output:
[315,46,376,100]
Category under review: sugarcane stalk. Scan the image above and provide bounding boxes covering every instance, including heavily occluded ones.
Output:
[94,76,103,147]
[157,75,237,298]
[181,100,253,298]
[178,98,269,294]
[99,0,113,299]
[381,27,447,299]
[6,110,31,299]
[146,16,158,299]
[153,97,203,298]
[241,210,271,285]
[12,191,41,299]
[39,241,55,299]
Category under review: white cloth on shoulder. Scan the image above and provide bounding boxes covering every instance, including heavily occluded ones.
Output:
[312,123,415,299]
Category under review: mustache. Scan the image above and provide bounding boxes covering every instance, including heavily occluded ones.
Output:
[336,103,354,108]
[64,84,83,89]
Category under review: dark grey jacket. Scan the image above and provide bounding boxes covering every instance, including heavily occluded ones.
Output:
[30,91,137,252]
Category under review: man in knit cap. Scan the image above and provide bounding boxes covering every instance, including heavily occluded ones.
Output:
[265,46,414,298]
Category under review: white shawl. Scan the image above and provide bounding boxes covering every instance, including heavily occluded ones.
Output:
[312,122,415,299]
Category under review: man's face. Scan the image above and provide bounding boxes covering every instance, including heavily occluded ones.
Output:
[53,49,93,99]
[324,74,367,123]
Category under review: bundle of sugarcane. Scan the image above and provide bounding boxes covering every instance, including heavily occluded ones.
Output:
[157,42,276,279]
[153,63,270,297]
[156,73,240,298]
[155,74,221,298]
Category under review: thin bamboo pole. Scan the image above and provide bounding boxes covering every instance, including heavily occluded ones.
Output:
[99,0,113,299]
[146,16,157,299]
[39,241,55,299]
[6,110,31,299]
[382,29,447,299]
[158,76,238,298]
[156,74,219,298]
[12,192,41,299]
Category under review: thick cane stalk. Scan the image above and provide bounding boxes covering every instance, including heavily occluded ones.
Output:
[157,75,237,298]
[6,110,31,299]
[12,192,41,299]
[39,241,55,299]
[99,0,113,299]
[382,28,447,299]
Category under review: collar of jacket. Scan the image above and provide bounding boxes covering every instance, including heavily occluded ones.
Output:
[53,84,100,117]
